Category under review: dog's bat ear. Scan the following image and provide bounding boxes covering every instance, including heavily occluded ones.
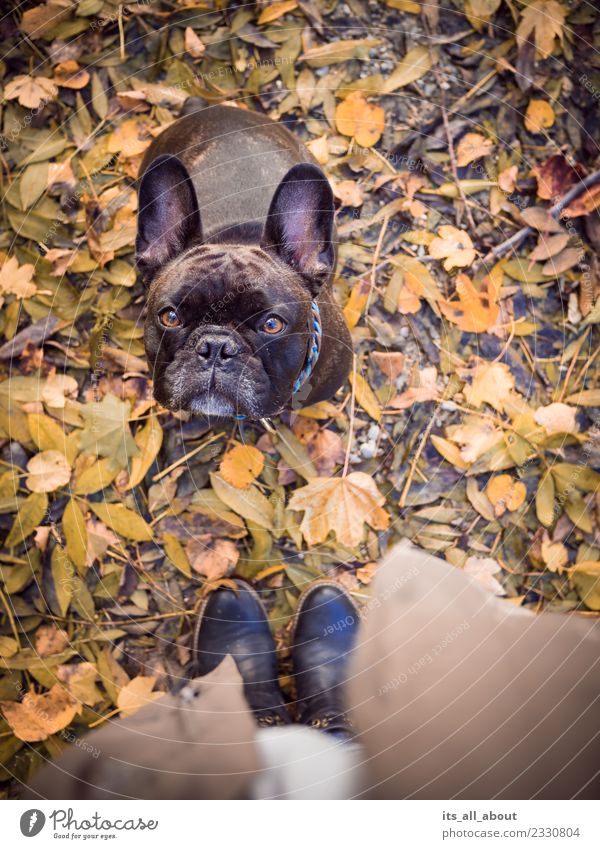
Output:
[136,154,201,282]
[261,163,335,292]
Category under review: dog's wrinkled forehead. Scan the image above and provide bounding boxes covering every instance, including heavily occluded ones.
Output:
[152,243,290,307]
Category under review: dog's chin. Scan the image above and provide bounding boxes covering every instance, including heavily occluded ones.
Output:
[188,393,236,419]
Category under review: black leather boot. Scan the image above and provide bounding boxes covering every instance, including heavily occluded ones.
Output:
[193,580,290,727]
[291,581,360,739]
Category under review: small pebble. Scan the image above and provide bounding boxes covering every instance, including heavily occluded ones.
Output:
[367,424,380,441]
[360,442,377,459]
[441,401,457,412]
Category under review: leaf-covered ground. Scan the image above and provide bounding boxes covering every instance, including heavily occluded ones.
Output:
[1,0,600,793]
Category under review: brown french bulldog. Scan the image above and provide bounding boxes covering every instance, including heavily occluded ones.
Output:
[136,99,352,421]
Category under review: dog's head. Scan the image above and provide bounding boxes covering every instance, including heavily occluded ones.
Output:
[136,155,335,420]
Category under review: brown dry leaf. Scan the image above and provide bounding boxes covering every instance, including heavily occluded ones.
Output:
[516,0,566,59]
[186,537,239,580]
[497,164,518,193]
[455,133,494,167]
[356,561,378,584]
[85,518,119,567]
[389,366,439,410]
[465,0,501,29]
[370,351,406,383]
[107,118,153,158]
[331,179,364,207]
[220,444,265,489]
[540,532,568,572]
[258,1,298,24]
[306,135,329,165]
[525,99,555,133]
[532,154,580,201]
[311,429,346,477]
[349,371,382,421]
[542,247,580,275]
[57,663,103,706]
[117,676,161,719]
[534,402,578,434]
[184,26,205,58]
[428,225,476,271]
[485,474,527,516]
[53,60,90,90]
[449,416,504,463]
[439,271,501,333]
[335,91,385,148]
[288,472,389,548]
[0,256,36,300]
[563,184,600,218]
[299,39,384,68]
[35,624,69,658]
[464,557,506,595]
[0,684,81,742]
[26,450,71,493]
[528,233,569,261]
[382,45,432,93]
[20,2,71,38]
[42,372,78,408]
[463,361,515,412]
[520,207,564,232]
[4,74,57,108]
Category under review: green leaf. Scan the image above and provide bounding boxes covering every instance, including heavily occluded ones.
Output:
[73,457,120,495]
[79,393,139,471]
[162,532,191,578]
[126,414,163,490]
[5,491,47,547]
[63,498,88,572]
[89,501,153,541]
[51,545,74,618]
[210,473,274,530]
[382,45,433,93]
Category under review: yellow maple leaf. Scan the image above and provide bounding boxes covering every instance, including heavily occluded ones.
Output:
[439,271,501,333]
[4,74,57,108]
[455,132,494,166]
[0,256,36,299]
[462,361,515,412]
[516,0,565,59]
[0,684,81,742]
[288,472,389,548]
[117,676,161,719]
[428,225,476,271]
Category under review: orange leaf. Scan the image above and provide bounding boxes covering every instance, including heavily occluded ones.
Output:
[335,91,385,148]
[439,271,501,333]
[485,474,527,516]
[220,444,265,489]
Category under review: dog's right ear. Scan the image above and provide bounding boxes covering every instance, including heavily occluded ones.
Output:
[136,154,201,282]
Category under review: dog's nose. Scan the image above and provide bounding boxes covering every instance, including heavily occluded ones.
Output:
[196,334,240,363]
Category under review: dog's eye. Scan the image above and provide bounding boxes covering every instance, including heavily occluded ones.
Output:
[261,315,286,334]
[159,308,181,328]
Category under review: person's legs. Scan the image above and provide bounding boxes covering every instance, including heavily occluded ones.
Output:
[193,579,290,726]
[291,581,360,739]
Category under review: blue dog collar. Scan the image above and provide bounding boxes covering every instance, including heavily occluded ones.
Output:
[235,300,322,421]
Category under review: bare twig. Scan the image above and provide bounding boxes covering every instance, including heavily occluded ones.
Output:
[434,65,477,232]
[475,167,600,270]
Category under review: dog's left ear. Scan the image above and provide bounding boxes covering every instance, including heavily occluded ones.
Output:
[136,154,201,282]
[261,163,335,292]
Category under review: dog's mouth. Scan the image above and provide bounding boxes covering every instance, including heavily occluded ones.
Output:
[188,392,236,419]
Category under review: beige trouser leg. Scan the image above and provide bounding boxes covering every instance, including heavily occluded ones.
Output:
[27,656,258,800]
[348,540,600,799]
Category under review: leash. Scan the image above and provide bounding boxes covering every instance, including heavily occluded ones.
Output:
[235,300,322,423]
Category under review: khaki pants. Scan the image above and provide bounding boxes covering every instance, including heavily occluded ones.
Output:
[28,541,600,800]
